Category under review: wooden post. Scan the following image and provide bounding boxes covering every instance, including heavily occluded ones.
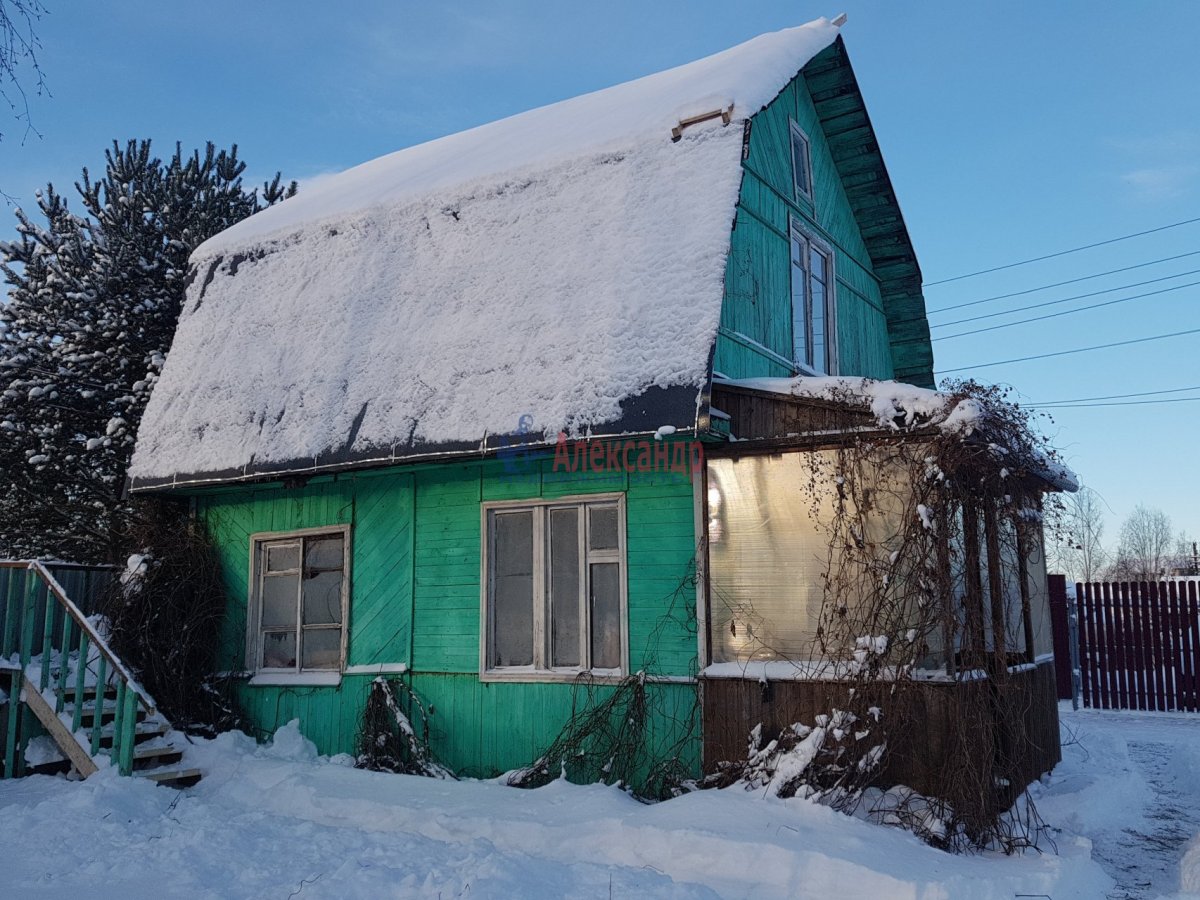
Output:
[39,585,57,693]
[1,569,19,658]
[72,632,90,734]
[937,505,957,678]
[1162,581,1181,711]
[118,685,137,776]
[89,656,107,757]
[1014,518,1036,664]
[1185,581,1200,711]
[111,680,127,773]
[54,613,73,714]
[1073,582,1090,707]
[2,668,19,778]
[961,499,986,669]
[1101,581,1123,709]
[13,571,39,777]
[1080,581,1102,708]
[1144,582,1163,711]
[982,506,1007,669]
[1046,575,1073,700]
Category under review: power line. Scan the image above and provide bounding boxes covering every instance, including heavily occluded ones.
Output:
[923,215,1200,287]
[936,326,1200,374]
[934,279,1200,341]
[926,249,1200,315]
[1028,384,1200,406]
[1028,396,1200,409]
[931,269,1200,329]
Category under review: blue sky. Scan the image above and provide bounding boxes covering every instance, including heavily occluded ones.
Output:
[3,1,1198,547]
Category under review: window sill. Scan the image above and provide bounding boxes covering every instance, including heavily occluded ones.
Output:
[248,672,343,688]
[480,669,627,685]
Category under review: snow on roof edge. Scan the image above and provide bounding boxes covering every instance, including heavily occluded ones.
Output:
[719,374,1080,491]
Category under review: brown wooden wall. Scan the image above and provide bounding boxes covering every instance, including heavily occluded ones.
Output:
[701,662,1060,799]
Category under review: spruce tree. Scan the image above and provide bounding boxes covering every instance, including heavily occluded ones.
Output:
[0,140,295,561]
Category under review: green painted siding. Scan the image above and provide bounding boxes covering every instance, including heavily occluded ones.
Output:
[194,450,700,777]
[714,71,894,381]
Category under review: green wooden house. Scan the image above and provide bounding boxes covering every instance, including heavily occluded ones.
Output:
[124,17,1063,795]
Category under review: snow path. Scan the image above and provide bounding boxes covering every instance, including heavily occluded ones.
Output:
[1035,708,1200,899]
[6,709,1194,899]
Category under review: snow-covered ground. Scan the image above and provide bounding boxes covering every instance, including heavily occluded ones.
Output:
[0,705,1196,899]
[1033,707,1200,900]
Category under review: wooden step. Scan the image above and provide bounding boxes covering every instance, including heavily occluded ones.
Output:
[137,767,202,789]
[25,758,72,777]
[75,703,148,727]
[60,684,118,702]
[98,721,169,748]
[132,745,184,770]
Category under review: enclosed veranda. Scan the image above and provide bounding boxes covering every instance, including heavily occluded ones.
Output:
[697,378,1071,816]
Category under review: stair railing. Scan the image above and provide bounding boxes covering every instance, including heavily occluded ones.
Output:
[1,560,153,777]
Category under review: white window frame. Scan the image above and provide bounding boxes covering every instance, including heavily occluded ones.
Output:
[790,120,814,204]
[246,525,351,683]
[790,217,838,375]
[479,493,628,683]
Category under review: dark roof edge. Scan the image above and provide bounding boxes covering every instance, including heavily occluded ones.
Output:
[130,383,702,493]
[803,36,935,389]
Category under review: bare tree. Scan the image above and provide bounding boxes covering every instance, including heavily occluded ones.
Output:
[1174,532,1199,576]
[1049,485,1108,583]
[1110,505,1175,580]
[0,0,47,142]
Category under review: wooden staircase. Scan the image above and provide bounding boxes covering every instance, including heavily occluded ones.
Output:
[1,561,200,788]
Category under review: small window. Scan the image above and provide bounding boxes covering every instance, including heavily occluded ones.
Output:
[790,121,813,203]
[249,528,348,673]
[790,220,837,374]
[483,497,626,678]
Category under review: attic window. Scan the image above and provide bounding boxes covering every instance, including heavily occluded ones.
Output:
[790,120,813,203]
[790,218,837,375]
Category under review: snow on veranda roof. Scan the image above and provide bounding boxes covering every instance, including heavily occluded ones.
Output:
[128,18,845,488]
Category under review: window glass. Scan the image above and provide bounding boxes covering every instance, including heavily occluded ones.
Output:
[490,511,535,667]
[708,452,907,663]
[1026,531,1053,658]
[306,537,344,571]
[791,126,812,200]
[302,570,343,625]
[590,562,622,670]
[262,631,296,669]
[261,574,298,628]
[811,248,828,374]
[266,543,300,572]
[588,505,619,552]
[791,236,810,368]
[301,628,341,670]
[549,507,581,667]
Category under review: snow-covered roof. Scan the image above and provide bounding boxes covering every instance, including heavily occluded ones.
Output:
[129,19,843,487]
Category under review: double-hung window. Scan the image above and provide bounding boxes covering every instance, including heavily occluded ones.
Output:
[790,219,837,374]
[483,496,626,679]
[249,527,349,674]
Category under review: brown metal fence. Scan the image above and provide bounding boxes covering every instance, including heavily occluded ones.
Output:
[1052,577,1200,712]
